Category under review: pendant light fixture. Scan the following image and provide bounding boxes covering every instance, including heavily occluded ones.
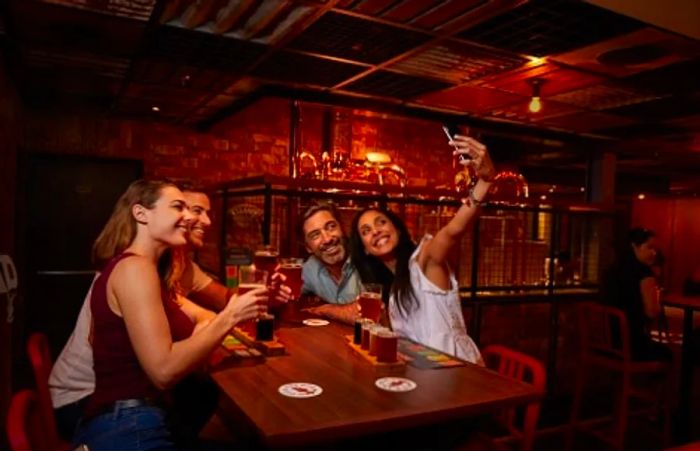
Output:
[528,78,545,113]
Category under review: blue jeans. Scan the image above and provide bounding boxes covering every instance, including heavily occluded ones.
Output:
[73,404,175,451]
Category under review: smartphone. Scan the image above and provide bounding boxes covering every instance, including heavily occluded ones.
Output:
[442,124,470,161]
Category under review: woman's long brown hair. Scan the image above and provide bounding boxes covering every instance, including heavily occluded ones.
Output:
[92,179,177,268]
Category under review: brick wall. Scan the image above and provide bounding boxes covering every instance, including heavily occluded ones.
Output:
[23,97,292,184]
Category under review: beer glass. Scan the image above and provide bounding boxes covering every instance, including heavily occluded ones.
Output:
[278,257,303,300]
[238,266,268,294]
[358,283,382,323]
[237,266,268,337]
[253,244,279,277]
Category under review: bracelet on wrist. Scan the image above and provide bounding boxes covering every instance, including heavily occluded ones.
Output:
[467,186,485,206]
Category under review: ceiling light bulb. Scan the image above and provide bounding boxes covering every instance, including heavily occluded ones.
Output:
[528,96,542,113]
[152,106,160,112]
[637,193,646,200]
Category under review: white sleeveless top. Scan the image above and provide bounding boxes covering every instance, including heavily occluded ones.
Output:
[389,235,482,364]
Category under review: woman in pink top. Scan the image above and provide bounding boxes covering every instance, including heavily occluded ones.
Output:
[73,180,268,451]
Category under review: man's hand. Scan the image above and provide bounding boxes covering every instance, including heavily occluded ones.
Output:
[303,302,360,325]
[270,271,292,306]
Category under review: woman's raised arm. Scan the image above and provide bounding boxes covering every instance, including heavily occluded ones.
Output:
[421,135,496,269]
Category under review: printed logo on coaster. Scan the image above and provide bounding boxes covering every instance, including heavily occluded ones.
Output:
[302,318,329,326]
[278,382,323,398]
[375,377,417,392]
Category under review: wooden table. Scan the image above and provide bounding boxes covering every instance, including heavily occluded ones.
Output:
[211,320,543,448]
[664,294,700,441]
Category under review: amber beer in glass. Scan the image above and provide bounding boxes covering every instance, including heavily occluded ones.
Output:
[253,245,279,277]
[237,266,268,336]
[375,330,398,363]
[237,266,268,294]
[359,283,382,323]
[278,257,303,300]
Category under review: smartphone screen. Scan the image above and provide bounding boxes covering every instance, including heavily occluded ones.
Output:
[442,124,469,161]
[442,124,459,141]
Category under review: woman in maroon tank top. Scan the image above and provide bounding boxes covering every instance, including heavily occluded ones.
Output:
[73,180,269,451]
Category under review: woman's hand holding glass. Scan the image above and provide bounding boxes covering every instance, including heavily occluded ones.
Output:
[223,286,269,327]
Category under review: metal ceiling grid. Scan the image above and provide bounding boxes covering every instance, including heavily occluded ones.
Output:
[339,0,490,32]
[457,0,645,57]
[252,51,367,88]
[541,111,636,132]
[143,26,266,72]
[344,70,453,98]
[389,39,526,84]
[549,84,662,111]
[287,11,431,64]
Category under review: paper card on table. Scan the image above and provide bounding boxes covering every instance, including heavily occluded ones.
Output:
[302,318,329,326]
[397,338,467,369]
[375,377,417,392]
[278,382,323,398]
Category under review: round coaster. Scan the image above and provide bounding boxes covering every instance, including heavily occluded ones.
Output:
[278,382,323,398]
[302,318,330,326]
[375,377,417,392]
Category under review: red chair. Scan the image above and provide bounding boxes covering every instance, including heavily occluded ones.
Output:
[481,344,547,451]
[6,389,51,451]
[26,332,70,450]
[567,302,671,451]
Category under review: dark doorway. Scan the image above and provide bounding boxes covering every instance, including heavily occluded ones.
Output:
[17,154,142,362]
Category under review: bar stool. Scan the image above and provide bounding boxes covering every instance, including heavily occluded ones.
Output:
[567,302,671,451]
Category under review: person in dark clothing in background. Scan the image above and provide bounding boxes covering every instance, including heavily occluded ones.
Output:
[602,228,672,362]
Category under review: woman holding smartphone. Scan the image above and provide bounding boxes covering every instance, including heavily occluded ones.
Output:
[349,134,495,363]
